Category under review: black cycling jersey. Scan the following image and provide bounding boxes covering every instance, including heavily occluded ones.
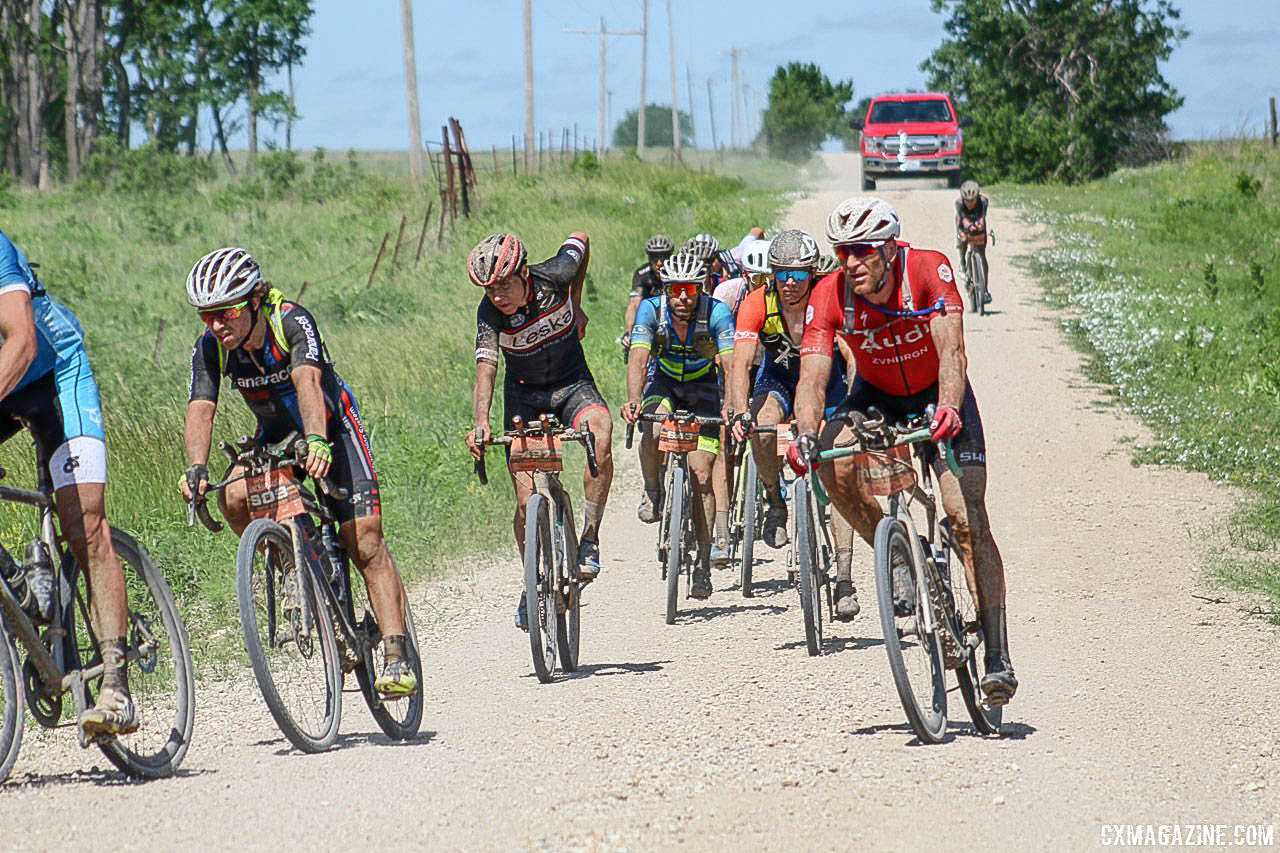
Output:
[475,237,592,388]
[189,297,349,439]
[956,196,989,234]
[630,263,661,300]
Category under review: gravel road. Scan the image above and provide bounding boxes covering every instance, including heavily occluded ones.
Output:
[3,153,1277,851]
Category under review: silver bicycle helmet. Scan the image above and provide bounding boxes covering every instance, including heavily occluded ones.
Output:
[186,247,263,308]
[645,234,674,257]
[467,233,527,287]
[825,196,901,245]
[960,180,980,202]
[659,250,708,284]
[767,229,820,268]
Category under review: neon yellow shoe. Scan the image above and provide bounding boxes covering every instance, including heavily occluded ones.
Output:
[374,658,418,698]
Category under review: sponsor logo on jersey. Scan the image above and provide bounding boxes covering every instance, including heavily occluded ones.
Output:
[235,367,292,389]
[805,305,814,324]
[292,314,321,361]
[937,263,953,283]
[499,299,575,352]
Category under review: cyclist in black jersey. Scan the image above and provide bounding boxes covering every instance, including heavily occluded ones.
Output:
[180,247,417,698]
[464,232,614,631]
[622,234,674,358]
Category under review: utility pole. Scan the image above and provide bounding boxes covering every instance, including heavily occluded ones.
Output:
[666,0,681,161]
[399,0,424,183]
[705,77,720,152]
[523,0,535,170]
[564,18,642,158]
[637,0,649,157]
[685,64,698,149]
[719,47,747,148]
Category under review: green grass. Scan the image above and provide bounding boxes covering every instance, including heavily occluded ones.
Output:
[0,148,796,669]
[1002,140,1280,607]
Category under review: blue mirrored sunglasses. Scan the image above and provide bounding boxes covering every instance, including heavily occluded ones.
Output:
[773,269,812,284]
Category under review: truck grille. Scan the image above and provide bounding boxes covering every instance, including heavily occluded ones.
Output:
[880,133,941,156]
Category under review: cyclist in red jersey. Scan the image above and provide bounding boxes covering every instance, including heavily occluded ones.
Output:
[790,196,1016,705]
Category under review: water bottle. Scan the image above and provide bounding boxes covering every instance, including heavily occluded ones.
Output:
[319,524,346,602]
[23,539,55,623]
[0,545,32,613]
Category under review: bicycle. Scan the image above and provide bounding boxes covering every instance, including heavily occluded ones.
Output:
[779,423,842,658]
[626,411,724,624]
[807,408,1002,742]
[0,453,193,781]
[473,414,598,684]
[726,423,788,598]
[190,432,423,752]
[961,230,994,316]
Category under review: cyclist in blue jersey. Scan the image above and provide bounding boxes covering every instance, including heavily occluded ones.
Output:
[0,230,137,737]
[179,247,417,698]
[621,250,735,599]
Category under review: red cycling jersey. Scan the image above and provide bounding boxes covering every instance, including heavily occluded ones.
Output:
[800,243,963,396]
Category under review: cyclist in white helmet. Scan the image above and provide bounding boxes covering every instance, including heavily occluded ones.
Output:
[956,180,991,304]
[180,247,418,698]
[792,196,1017,705]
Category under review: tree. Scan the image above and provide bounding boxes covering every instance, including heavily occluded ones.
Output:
[760,62,853,162]
[612,103,692,149]
[922,0,1186,183]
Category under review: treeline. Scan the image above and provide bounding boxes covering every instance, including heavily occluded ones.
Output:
[0,0,312,187]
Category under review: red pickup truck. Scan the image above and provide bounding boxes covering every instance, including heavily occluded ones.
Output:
[850,93,970,191]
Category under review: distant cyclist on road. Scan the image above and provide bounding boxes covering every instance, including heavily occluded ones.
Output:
[621,234,674,359]
[793,196,1017,704]
[463,232,614,631]
[0,230,139,738]
[956,180,990,304]
[727,230,860,620]
[621,250,735,599]
[180,247,417,698]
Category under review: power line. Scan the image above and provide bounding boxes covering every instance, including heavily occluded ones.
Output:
[564,17,644,156]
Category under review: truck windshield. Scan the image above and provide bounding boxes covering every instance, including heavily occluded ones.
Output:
[868,100,953,124]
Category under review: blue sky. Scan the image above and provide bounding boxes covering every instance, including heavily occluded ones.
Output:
[246,0,1279,152]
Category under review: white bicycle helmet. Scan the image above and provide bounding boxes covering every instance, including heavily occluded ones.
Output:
[684,233,720,260]
[186,247,263,308]
[740,239,772,275]
[659,250,708,284]
[825,196,901,245]
[767,229,820,268]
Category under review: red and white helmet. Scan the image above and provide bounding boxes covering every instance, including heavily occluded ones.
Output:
[186,247,262,308]
[467,233,527,287]
[825,196,901,246]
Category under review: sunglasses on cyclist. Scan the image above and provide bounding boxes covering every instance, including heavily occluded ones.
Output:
[665,281,700,299]
[773,269,811,284]
[198,300,249,325]
[834,241,885,260]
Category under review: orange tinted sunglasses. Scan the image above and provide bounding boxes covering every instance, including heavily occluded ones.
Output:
[834,242,884,260]
[665,281,700,299]
[198,300,249,325]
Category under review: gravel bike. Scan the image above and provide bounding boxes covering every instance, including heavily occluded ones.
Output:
[782,423,842,658]
[474,415,598,684]
[961,230,994,316]
[810,408,1001,742]
[190,433,422,752]
[0,453,193,781]
[726,433,763,598]
[626,411,723,624]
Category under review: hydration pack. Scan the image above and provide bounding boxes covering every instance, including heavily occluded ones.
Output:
[652,293,718,360]
[839,246,912,334]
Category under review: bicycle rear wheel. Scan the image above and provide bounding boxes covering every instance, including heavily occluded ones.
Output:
[352,584,425,740]
[236,518,341,753]
[665,465,686,625]
[873,517,947,743]
[524,494,557,682]
[939,521,1002,735]
[739,451,758,598]
[0,621,22,782]
[66,528,195,776]
[793,479,822,657]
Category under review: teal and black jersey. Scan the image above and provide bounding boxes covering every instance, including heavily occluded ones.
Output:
[629,292,734,382]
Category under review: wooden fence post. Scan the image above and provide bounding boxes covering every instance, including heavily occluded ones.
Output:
[390,214,408,271]
[152,318,166,361]
[492,144,500,176]
[367,231,390,288]
[297,280,310,301]
[511,134,518,177]
[441,124,457,222]
[1270,96,1278,147]
[415,200,434,265]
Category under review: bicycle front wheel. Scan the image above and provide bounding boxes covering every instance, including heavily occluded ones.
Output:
[974,251,988,316]
[665,464,686,625]
[524,493,557,682]
[553,497,581,673]
[739,450,758,597]
[793,479,822,657]
[873,517,947,743]
[236,518,341,753]
[0,620,22,782]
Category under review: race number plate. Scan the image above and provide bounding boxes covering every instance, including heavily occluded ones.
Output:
[246,467,306,521]
[852,444,915,497]
[774,422,795,457]
[658,419,700,454]
[508,433,564,473]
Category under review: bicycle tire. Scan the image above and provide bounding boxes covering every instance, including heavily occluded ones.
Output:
[236,518,341,753]
[0,619,23,782]
[873,517,947,743]
[964,248,980,314]
[553,494,581,673]
[65,528,196,776]
[937,521,1002,735]
[524,494,557,682]
[739,450,757,597]
[793,479,822,656]
[665,464,685,625]
[354,590,425,740]
[974,251,988,317]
